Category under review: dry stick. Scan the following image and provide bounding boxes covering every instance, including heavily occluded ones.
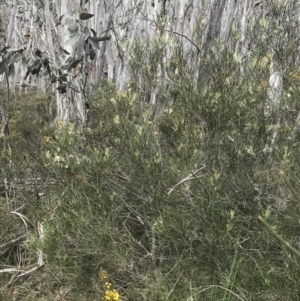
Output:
[0,268,24,273]
[194,285,248,301]
[0,234,29,256]
[167,165,206,195]
[166,271,184,300]
[258,215,300,258]
[10,211,34,229]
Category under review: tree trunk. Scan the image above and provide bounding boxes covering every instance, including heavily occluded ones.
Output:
[0,0,297,123]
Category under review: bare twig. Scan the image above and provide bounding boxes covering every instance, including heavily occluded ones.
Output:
[0,268,24,273]
[10,211,34,229]
[0,234,29,254]
[167,165,206,195]
[165,29,201,53]
[194,285,248,301]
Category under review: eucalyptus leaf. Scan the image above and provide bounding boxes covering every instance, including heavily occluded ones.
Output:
[60,13,72,26]
[65,33,81,46]
[50,74,57,83]
[67,58,83,71]
[57,84,68,94]
[0,61,5,75]
[41,52,50,60]
[94,36,110,42]
[65,17,74,25]
[89,48,96,60]
[8,63,15,77]
[84,27,90,39]
[0,46,10,53]
[62,48,70,55]
[90,28,96,36]
[68,22,78,33]
[31,59,41,70]
[58,74,68,82]
[22,56,27,65]
[35,49,42,58]
[58,14,64,23]
[87,37,100,49]
[79,13,94,20]
[12,53,22,63]
[65,56,74,64]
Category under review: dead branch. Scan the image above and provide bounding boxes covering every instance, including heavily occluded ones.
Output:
[167,165,206,195]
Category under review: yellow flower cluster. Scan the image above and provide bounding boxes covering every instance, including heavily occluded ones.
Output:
[43,136,51,142]
[116,91,127,99]
[57,119,64,127]
[105,289,120,301]
[99,269,120,301]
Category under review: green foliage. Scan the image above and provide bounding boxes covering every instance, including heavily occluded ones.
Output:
[3,2,300,299]
[10,67,297,300]
[0,91,55,178]
[3,49,300,299]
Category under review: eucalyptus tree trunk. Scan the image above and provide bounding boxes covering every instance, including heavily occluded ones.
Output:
[201,0,226,56]
[0,0,298,123]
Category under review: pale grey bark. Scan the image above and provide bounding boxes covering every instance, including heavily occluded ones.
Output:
[6,0,17,45]
[220,0,236,42]
[201,0,226,56]
[268,56,283,111]
[0,0,298,123]
[237,0,251,58]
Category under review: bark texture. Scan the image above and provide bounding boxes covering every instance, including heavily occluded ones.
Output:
[0,0,297,123]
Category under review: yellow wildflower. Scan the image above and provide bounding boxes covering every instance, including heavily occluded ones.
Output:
[105,282,111,288]
[99,269,108,280]
[57,119,64,127]
[43,136,51,142]
[105,289,120,301]
[99,269,120,301]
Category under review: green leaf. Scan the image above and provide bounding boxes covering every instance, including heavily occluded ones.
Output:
[50,74,57,83]
[84,27,90,39]
[68,21,78,33]
[90,28,96,36]
[62,48,71,55]
[0,61,5,75]
[67,58,83,71]
[65,33,81,46]
[79,13,94,20]
[58,74,68,82]
[58,14,65,23]
[35,49,42,57]
[65,56,74,64]
[12,53,22,63]
[94,36,110,42]
[60,13,72,26]
[87,37,100,49]
[89,48,96,60]
[57,84,68,94]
